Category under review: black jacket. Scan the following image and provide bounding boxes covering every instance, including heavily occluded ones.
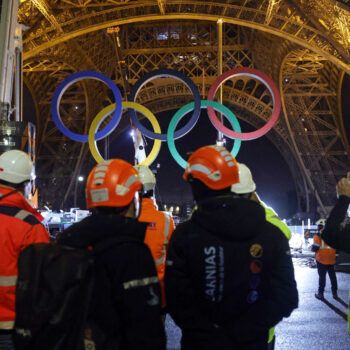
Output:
[322,195,350,254]
[165,196,298,350]
[58,214,166,350]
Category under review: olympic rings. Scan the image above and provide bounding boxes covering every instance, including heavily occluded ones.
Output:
[167,100,242,168]
[51,71,122,142]
[88,101,162,166]
[129,68,201,141]
[207,67,281,140]
[52,68,281,166]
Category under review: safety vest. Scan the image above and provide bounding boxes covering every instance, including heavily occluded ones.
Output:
[261,201,291,343]
[0,187,49,329]
[139,197,174,307]
[313,233,336,265]
[260,201,292,240]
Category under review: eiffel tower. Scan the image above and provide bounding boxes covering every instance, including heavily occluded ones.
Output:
[16,0,350,214]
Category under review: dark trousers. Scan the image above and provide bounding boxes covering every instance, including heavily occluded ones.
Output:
[267,336,275,350]
[317,261,338,294]
[0,330,14,350]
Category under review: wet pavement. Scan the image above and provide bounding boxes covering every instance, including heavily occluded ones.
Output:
[165,258,350,349]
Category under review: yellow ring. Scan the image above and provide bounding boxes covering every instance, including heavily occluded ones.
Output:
[88,101,161,166]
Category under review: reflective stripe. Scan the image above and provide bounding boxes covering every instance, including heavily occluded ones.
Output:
[320,240,333,249]
[0,275,17,287]
[0,320,14,329]
[154,213,171,266]
[154,255,165,266]
[313,244,320,247]
[123,276,159,290]
[189,164,211,175]
[15,209,30,221]
[163,213,171,243]
[125,175,139,188]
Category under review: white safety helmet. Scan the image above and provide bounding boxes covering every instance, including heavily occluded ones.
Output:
[0,150,34,184]
[134,165,156,192]
[230,162,256,194]
[316,218,326,227]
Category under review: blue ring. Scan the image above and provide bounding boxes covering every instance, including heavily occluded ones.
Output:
[51,71,122,142]
[129,68,201,141]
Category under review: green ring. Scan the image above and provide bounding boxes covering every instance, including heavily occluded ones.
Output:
[167,100,242,168]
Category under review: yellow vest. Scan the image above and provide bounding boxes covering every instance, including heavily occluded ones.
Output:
[260,201,291,343]
[260,201,292,240]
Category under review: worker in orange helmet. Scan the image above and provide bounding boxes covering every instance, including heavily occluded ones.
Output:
[58,159,165,350]
[135,165,175,311]
[0,150,49,350]
[165,145,298,350]
[312,218,338,300]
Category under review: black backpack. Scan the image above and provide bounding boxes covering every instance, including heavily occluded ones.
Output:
[14,237,129,350]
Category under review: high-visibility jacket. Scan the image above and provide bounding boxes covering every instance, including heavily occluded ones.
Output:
[260,201,292,240]
[139,197,174,307]
[314,233,336,265]
[260,200,291,344]
[0,187,49,330]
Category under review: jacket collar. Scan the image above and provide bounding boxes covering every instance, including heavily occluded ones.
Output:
[0,187,44,221]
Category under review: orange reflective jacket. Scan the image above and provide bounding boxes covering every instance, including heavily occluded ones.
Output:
[314,233,336,265]
[0,187,49,329]
[139,198,174,307]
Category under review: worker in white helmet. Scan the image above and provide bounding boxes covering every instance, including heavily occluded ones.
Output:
[231,162,292,350]
[135,165,175,312]
[0,150,49,349]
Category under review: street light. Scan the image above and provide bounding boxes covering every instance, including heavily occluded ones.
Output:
[77,176,84,182]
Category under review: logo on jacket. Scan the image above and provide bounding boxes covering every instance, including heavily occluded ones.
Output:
[204,246,224,302]
[247,290,259,304]
[249,243,263,258]
[147,222,157,230]
[250,260,263,274]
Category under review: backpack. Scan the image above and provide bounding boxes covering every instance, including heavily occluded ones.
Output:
[13,237,131,350]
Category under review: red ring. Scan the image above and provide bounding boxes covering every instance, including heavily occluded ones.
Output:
[207,67,281,140]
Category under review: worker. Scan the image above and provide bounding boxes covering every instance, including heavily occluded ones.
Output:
[312,218,338,300]
[165,145,298,350]
[231,162,292,350]
[322,177,350,254]
[239,164,292,240]
[0,150,49,350]
[58,159,165,349]
[135,165,175,310]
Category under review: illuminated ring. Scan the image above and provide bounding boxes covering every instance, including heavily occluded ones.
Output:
[88,101,161,166]
[207,67,281,140]
[129,68,201,141]
[167,100,242,168]
[51,71,122,142]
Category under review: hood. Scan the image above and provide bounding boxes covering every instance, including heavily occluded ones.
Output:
[58,214,148,248]
[0,187,44,222]
[192,195,266,241]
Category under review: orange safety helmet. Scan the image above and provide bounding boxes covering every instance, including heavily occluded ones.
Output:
[86,159,142,209]
[183,145,239,190]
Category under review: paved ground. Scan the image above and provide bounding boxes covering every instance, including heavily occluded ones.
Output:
[165,258,350,350]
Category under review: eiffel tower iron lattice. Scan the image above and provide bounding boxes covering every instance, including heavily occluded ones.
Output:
[17,0,350,214]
